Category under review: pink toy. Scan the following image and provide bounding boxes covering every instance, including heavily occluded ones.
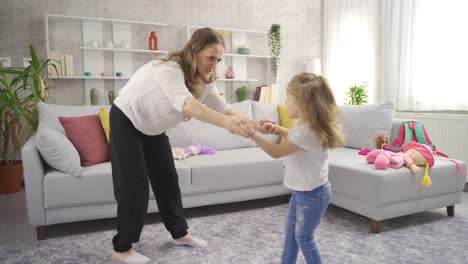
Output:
[366,149,411,170]
[172,144,216,160]
[366,141,435,187]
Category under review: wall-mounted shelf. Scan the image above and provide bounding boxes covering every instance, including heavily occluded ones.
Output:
[80,47,169,54]
[50,76,130,80]
[46,14,168,26]
[217,79,259,82]
[224,53,270,59]
[187,25,267,35]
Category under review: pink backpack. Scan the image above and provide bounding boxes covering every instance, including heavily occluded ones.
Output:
[392,121,435,152]
[393,121,466,176]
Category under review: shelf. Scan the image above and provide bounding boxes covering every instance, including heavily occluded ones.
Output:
[217,79,259,82]
[188,25,267,35]
[50,76,130,80]
[224,53,270,59]
[46,14,168,26]
[80,47,169,54]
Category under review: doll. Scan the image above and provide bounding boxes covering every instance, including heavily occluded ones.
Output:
[375,134,391,151]
[366,141,434,187]
[172,144,216,160]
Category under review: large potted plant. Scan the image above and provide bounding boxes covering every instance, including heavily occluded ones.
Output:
[0,45,53,194]
[268,24,282,78]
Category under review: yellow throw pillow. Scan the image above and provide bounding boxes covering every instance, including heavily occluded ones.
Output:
[277,105,295,129]
[99,108,110,143]
[277,105,296,143]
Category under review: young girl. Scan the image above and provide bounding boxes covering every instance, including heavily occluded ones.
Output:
[250,73,344,264]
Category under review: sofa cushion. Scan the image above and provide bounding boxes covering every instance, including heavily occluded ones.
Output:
[179,147,284,194]
[277,105,296,129]
[35,103,112,177]
[167,100,255,150]
[99,108,110,142]
[328,147,466,206]
[59,114,109,167]
[36,103,81,177]
[43,160,191,209]
[338,100,395,150]
[251,101,280,144]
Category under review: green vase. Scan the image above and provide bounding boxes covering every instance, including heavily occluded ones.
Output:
[108,90,115,105]
[90,88,99,105]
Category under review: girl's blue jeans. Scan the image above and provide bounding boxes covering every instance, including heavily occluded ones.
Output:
[281,182,332,264]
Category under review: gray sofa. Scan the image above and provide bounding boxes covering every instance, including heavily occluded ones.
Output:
[22,100,466,240]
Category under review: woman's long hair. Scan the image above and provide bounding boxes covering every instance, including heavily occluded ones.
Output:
[287,73,345,149]
[161,28,225,98]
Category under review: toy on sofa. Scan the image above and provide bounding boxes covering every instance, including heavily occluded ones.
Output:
[366,141,434,187]
[375,134,391,151]
[171,144,216,160]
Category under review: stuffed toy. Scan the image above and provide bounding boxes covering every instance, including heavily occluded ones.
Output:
[171,144,216,160]
[375,134,391,151]
[366,141,435,187]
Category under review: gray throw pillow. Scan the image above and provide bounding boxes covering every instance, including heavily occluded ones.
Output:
[35,103,81,177]
[338,100,396,150]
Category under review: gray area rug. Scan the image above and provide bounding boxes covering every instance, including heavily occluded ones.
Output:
[1,196,468,264]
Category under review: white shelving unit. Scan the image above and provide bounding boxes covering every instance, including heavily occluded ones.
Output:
[46,16,275,105]
[187,25,274,103]
[46,14,168,105]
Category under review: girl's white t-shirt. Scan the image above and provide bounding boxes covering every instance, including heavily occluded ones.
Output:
[283,121,329,191]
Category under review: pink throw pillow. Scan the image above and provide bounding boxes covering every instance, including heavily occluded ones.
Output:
[59,114,109,167]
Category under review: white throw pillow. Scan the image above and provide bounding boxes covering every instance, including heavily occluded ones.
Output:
[35,103,81,177]
[173,100,256,150]
[251,101,280,144]
[36,126,82,176]
[338,100,395,150]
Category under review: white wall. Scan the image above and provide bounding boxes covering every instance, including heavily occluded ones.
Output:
[0,0,322,105]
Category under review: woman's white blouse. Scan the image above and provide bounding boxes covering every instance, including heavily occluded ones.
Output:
[114,60,230,135]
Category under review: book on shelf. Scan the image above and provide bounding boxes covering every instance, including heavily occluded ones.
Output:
[254,85,264,101]
[65,55,74,76]
[257,84,278,103]
[48,51,61,77]
[48,51,74,77]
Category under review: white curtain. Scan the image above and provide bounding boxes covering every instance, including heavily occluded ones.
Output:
[380,0,468,111]
[323,0,378,105]
[324,0,468,111]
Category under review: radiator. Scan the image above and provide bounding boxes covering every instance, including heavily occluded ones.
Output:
[395,112,468,182]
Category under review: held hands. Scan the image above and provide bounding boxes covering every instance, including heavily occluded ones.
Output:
[257,121,280,135]
[224,116,279,138]
[224,115,254,138]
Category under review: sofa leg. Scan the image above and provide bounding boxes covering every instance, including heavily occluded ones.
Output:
[371,220,381,234]
[36,226,45,240]
[447,205,455,217]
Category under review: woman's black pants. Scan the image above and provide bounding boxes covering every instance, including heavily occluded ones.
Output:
[109,105,188,252]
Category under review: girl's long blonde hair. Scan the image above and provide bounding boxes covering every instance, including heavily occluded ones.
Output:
[161,28,225,99]
[287,72,345,149]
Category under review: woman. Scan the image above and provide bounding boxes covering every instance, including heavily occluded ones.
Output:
[110,28,265,264]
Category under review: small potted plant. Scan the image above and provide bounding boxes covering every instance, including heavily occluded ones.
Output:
[268,24,281,77]
[238,44,250,55]
[345,82,368,105]
[235,86,249,102]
